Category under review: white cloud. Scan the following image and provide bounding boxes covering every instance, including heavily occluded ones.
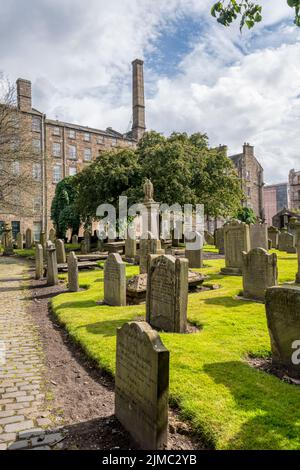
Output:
[0,0,299,183]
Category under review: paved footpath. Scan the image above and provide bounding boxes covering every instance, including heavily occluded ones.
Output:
[0,256,62,450]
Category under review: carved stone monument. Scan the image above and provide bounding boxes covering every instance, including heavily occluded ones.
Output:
[215,227,224,255]
[3,223,14,256]
[104,253,126,306]
[242,248,278,301]
[35,244,44,280]
[115,321,169,449]
[46,242,58,286]
[16,232,23,250]
[25,228,33,249]
[185,231,203,268]
[68,251,79,292]
[221,220,250,275]
[268,226,279,249]
[249,223,268,250]
[55,239,66,264]
[139,231,162,274]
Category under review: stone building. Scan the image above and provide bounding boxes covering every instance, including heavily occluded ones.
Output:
[229,143,265,220]
[263,183,289,226]
[289,169,300,211]
[0,59,145,241]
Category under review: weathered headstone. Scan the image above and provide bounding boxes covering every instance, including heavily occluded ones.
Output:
[221,220,250,275]
[185,231,203,268]
[49,228,56,243]
[278,231,296,253]
[68,251,79,292]
[266,286,300,379]
[84,230,91,253]
[204,230,214,246]
[146,254,188,333]
[80,239,88,254]
[139,231,162,274]
[3,223,14,256]
[249,223,268,250]
[16,232,23,250]
[71,234,78,245]
[242,248,278,301]
[46,242,58,286]
[268,226,279,249]
[115,321,169,450]
[55,239,66,264]
[125,224,136,261]
[104,253,126,306]
[288,216,298,237]
[215,227,224,254]
[295,223,300,284]
[35,244,44,280]
[25,228,33,249]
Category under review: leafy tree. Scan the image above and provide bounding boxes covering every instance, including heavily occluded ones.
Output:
[236,206,257,224]
[211,1,300,31]
[51,177,81,238]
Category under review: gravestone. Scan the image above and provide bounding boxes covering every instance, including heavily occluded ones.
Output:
[84,230,91,253]
[268,226,279,249]
[3,223,14,256]
[185,231,203,268]
[295,223,300,284]
[288,216,298,237]
[115,321,169,450]
[139,231,162,274]
[71,234,78,245]
[146,254,188,333]
[40,232,46,257]
[25,228,33,249]
[215,227,224,254]
[55,239,66,264]
[266,286,300,379]
[104,253,126,306]
[204,230,214,246]
[49,228,56,243]
[68,251,79,292]
[278,231,296,253]
[242,248,278,301]
[221,220,250,275]
[249,223,268,250]
[16,232,23,250]
[47,242,58,286]
[125,224,136,261]
[142,178,160,238]
[35,244,44,280]
[80,239,88,254]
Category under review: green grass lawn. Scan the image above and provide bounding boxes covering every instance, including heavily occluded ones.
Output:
[51,250,300,450]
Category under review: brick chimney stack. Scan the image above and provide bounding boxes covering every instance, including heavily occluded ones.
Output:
[16,78,32,112]
[132,59,146,141]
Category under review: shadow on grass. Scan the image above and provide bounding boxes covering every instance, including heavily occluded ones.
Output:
[55,299,99,310]
[203,296,251,308]
[204,360,300,450]
[77,319,129,337]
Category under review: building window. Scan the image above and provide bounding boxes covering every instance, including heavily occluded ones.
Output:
[69,167,77,176]
[246,170,251,181]
[12,161,20,176]
[84,148,92,161]
[33,196,42,213]
[53,165,62,183]
[68,145,77,160]
[111,138,117,147]
[97,136,105,144]
[53,126,60,136]
[69,129,76,139]
[32,117,41,133]
[84,132,91,142]
[33,163,42,181]
[52,142,61,157]
[33,139,41,152]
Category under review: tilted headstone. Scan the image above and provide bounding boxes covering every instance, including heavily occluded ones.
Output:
[242,248,278,301]
[295,223,300,284]
[115,321,169,450]
[268,226,279,249]
[139,231,162,274]
[146,254,188,333]
[221,220,250,275]
[125,224,136,260]
[49,228,56,243]
[71,234,78,245]
[55,239,66,264]
[35,244,44,280]
[278,231,296,253]
[266,286,300,379]
[16,232,23,250]
[204,230,214,246]
[185,231,203,268]
[68,251,79,292]
[25,228,33,249]
[215,227,225,254]
[84,230,91,253]
[249,223,268,250]
[104,253,126,306]
[3,223,14,256]
[46,241,58,286]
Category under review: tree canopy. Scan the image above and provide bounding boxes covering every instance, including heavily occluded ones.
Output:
[56,131,243,232]
[236,206,257,224]
[51,177,81,238]
[211,1,300,31]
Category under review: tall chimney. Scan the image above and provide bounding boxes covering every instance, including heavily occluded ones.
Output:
[132,59,146,141]
[16,78,32,112]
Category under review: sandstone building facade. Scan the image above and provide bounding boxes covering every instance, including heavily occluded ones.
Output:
[0,60,145,240]
[289,169,300,211]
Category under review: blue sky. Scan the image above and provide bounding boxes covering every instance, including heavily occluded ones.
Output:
[0,0,299,184]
